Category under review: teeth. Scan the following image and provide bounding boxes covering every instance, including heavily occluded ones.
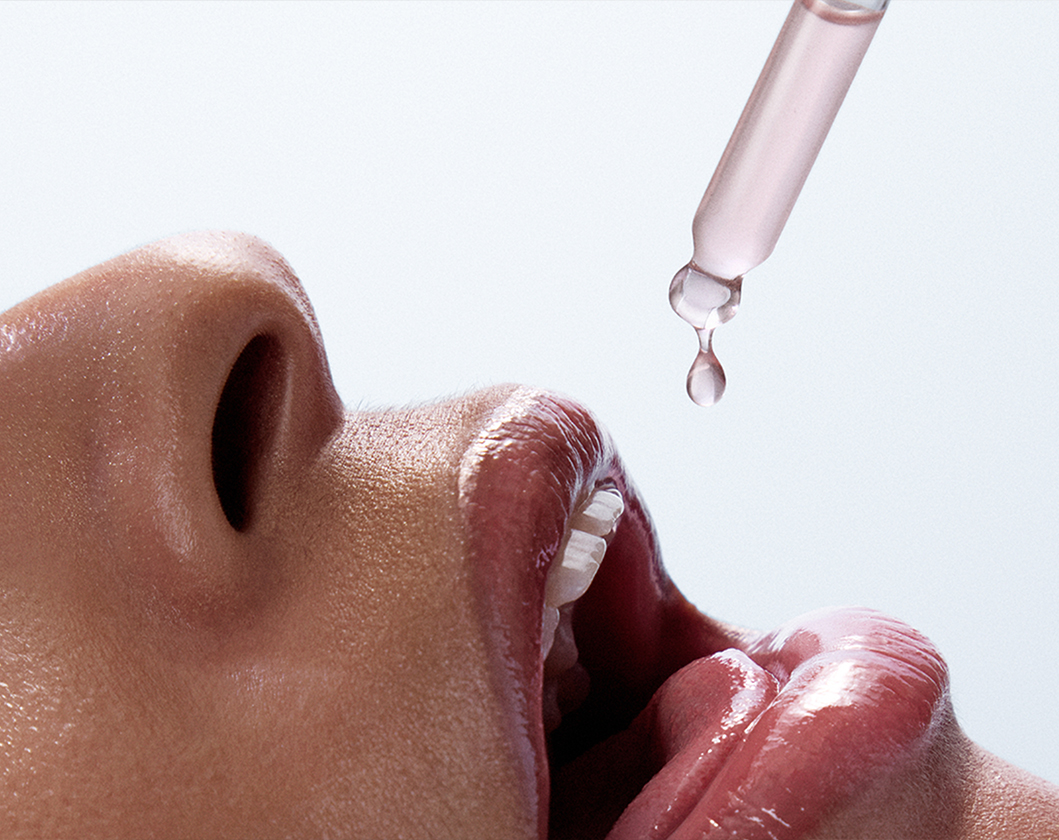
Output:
[544,606,580,675]
[545,530,605,607]
[541,487,623,671]
[541,606,560,659]
[569,488,624,537]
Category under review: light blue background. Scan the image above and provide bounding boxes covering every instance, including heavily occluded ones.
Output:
[3,2,1057,784]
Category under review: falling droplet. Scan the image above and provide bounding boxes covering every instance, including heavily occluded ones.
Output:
[687,330,726,407]
[669,264,742,406]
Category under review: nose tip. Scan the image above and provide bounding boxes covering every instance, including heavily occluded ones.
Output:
[24,231,344,621]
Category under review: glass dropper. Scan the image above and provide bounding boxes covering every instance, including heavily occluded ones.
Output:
[671,0,889,406]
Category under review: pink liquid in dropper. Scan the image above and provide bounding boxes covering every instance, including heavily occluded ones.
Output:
[672,0,886,406]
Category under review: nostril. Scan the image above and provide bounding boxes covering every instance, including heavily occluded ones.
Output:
[211,334,286,532]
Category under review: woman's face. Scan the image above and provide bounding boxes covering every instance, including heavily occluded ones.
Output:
[1,232,1056,839]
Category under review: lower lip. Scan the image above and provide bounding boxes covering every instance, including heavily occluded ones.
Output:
[459,388,951,839]
[575,606,950,840]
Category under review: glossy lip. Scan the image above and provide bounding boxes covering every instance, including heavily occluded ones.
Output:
[457,385,619,830]
[459,385,952,840]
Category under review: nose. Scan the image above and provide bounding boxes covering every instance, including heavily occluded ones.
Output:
[1,231,343,623]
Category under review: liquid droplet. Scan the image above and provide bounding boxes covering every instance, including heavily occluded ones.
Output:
[687,330,727,407]
[669,264,742,406]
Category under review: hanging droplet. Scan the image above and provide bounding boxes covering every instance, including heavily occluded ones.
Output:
[669,264,742,406]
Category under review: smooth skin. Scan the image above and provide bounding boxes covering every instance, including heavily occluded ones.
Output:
[1,232,1056,838]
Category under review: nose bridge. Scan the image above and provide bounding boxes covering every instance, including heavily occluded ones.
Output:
[79,232,343,622]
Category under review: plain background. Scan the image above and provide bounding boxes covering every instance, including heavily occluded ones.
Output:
[2,1,1057,784]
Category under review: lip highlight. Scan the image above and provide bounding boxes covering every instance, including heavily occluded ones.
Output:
[608,607,951,839]
[459,385,953,840]
[458,385,619,834]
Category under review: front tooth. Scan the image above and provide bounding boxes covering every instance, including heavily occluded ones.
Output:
[545,530,605,607]
[570,488,624,537]
[544,607,579,674]
[541,606,560,659]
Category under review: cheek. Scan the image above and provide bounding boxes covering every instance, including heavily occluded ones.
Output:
[0,440,532,837]
[0,347,102,576]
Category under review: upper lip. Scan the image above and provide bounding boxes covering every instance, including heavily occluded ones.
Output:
[459,386,951,840]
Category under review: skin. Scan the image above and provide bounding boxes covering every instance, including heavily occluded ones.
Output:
[1,232,1056,838]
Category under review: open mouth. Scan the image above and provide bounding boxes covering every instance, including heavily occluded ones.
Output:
[459,386,951,840]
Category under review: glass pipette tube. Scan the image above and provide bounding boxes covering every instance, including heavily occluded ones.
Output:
[671,0,888,405]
